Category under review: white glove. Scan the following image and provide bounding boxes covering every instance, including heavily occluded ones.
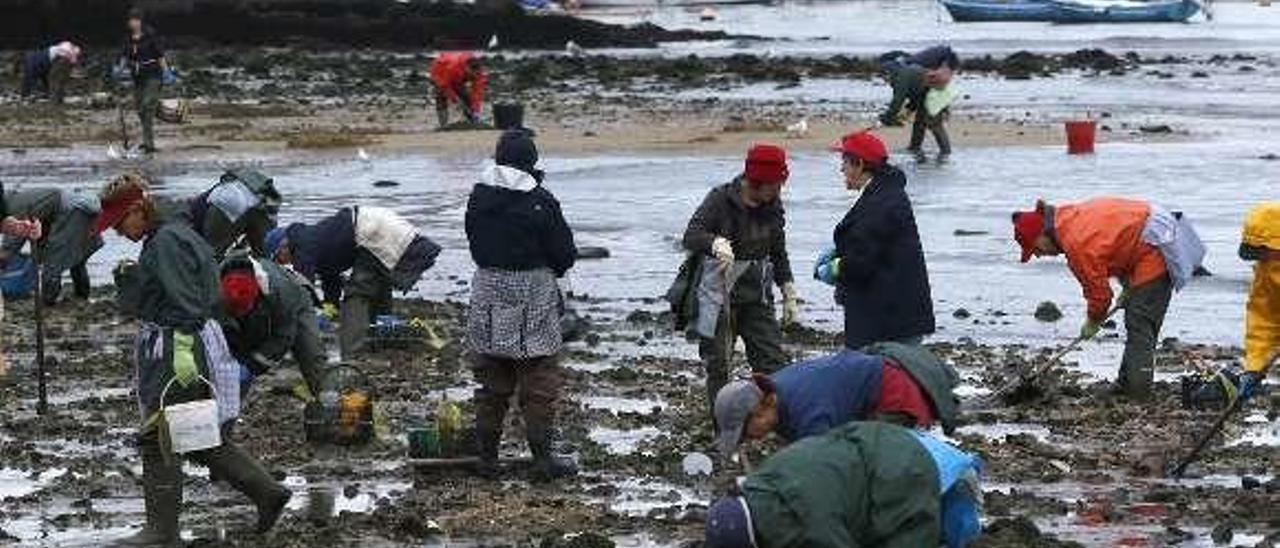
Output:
[711,237,735,266]
[781,282,799,327]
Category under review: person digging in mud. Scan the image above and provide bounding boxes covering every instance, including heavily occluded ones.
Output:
[704,421,982,548]
[465,130,578,481]
[185,169,283,259]
[681,143,798,423]
[429,52,487,129]
[713,343,960,457]
[19,41,81,103]
[94,173,291,546]
[0,183,43,377]
[879,45,960,161]
[0,188,103,306]
[268,205,441,360]
[1012,197,1206,400]
[1236,202,1280,400]
[816,131,934,349]
[218,251,326,400]
[121,9,170,154]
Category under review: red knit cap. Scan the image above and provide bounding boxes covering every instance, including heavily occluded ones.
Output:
[220,271,260,317]
[1012,210,1045,263]
[93,183,146,235]
[744,143,789,185]
[830,131,888,167]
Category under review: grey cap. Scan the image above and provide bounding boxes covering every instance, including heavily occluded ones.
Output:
[714,380,765,455]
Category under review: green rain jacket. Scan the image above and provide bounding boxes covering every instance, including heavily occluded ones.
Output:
[742,422,941,548]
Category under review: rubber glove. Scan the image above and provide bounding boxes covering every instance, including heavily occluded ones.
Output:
[711,237,735,267]
[813,248,836,279]
[162,67,177,85]
[1079,319,1101,340]
[172,332,199,388]
[1239,371,1265,402]
[814,248,842,286]
[321,302,339,321]
[781,283,799,327]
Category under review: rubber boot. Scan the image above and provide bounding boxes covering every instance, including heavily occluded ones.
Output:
[115,445,181,547]
[197,443,292,534]
[338,295,371,360]
[526,414,577,483]
[472,405,505,479]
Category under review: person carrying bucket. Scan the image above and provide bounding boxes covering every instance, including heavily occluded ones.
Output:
[218,251,327,400]
[429,52,487,128]
[95,173,290,546]
[878,45,960,161]
[0,183,42,378]
[1012,197,1206,400]
[0,188,104,306]
[266,205,441,359]
[816,131,935,349]
[679,143,799,423]
[703,421,983,548]
[711,343,960,458]
[464,129,579,481]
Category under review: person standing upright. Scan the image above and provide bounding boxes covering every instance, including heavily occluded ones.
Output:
[122,9,169,154]
[682,143,798,419]
[817,131,935,349]
[465,130,578,481]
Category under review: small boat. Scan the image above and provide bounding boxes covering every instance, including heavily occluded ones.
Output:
[940,0,1054,22]
[1047,0,1200,22]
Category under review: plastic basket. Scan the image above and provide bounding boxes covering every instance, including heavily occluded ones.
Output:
[304,364,375,446]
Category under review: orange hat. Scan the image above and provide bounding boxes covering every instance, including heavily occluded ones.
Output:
[744,143,789,185]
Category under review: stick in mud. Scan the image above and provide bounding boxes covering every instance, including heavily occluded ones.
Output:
[985,304,1121,406]
[1169,353,1280,478]
[33,244,47,416]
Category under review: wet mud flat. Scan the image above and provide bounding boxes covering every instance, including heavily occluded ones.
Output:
[2,290,1278,547]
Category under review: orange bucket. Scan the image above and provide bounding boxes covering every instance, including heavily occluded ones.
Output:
[1065,120,1097,155]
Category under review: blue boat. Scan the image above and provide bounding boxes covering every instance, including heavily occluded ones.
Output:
[940,0,1055,22]
[1047,0,1201,22]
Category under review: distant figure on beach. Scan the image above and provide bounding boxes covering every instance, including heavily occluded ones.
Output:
[429,52,488,128]
[121,8,171,154]
[879,45,960,161]
[19,41,80,103]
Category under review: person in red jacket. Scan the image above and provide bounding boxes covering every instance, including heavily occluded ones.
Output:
[1013,197,1181,400]
[429,52,487,128]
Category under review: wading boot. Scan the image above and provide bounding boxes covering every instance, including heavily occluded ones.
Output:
[472,395,507,480]
[199,443,292,534]
[338,296,371,360]
[115,447,180,547]
[527,421,577,483]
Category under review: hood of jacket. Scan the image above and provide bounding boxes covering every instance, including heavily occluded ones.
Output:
[479,163,539,192]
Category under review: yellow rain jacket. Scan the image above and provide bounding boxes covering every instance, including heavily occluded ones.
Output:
[1243,202,1280,373]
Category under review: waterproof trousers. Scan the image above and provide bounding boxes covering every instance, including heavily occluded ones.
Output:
[1118,274,1173,399]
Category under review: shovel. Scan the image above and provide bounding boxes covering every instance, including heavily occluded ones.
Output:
[1168,352,1280,478]
[984,304,1121,406]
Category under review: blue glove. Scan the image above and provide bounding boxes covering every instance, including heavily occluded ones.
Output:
[1239,372,1264,402]
[162,68,177,85]
[813,248,841,286]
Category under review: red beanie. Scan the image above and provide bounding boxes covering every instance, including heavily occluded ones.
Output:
[220,271,260,317]
[744,143,789,185]
[1012,210,1045,263]
[830,131,888,167]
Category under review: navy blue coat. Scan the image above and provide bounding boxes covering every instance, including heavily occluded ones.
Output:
[286,208,356,304]
[834,165,935,348]
[773,350,884,443]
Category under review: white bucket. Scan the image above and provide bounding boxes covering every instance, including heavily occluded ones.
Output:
[160,375,222,454]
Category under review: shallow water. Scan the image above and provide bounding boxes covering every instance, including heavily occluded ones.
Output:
[583,0,1280,56]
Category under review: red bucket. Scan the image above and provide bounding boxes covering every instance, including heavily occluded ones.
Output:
[1065,120,1097,155]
